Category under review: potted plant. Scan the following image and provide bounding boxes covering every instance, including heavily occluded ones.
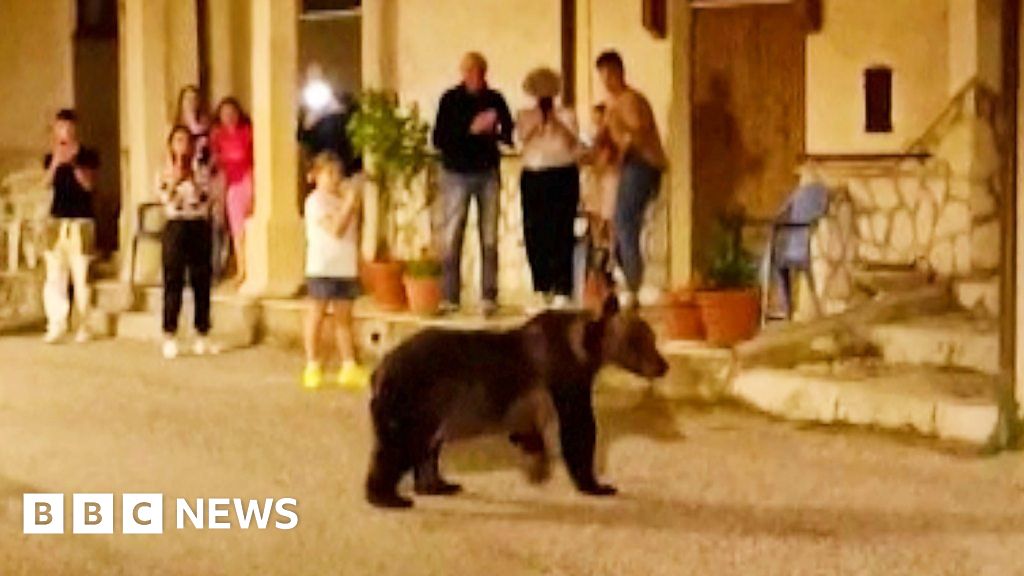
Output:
[664,285,704,341]
[347,90,433,310]
[403,254,443,315]
[696,217,760,346]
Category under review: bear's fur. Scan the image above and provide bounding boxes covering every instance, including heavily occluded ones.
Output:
[365,299,669,508]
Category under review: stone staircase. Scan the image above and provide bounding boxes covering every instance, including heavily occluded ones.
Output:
[725,284,1009,449]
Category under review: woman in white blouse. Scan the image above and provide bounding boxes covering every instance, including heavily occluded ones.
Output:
[516,67,581,311]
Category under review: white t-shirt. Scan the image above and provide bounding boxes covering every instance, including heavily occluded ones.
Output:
[516,107,580,170]
[304,189,358,278]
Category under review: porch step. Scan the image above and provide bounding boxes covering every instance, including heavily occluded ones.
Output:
[868,313,999,375]
[954,277,999,318]
[731,364,1007,448]
[260,297,529,361]
[111,293,260,350]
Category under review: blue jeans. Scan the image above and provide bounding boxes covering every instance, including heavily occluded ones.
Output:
[614,157,662,292]
[440,169,500,304]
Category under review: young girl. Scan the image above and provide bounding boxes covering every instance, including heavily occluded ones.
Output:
[302,152,368,390]
[580,104,621,310]
[157,126,217,359]
[210,97,254,287]
[174,85,211,166]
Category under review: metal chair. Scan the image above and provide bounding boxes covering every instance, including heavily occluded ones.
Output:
[760,182,829,325]
[129,202,165,288]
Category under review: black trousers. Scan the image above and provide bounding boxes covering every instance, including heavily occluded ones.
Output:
[520,165,580,296]
[162,219,213,335]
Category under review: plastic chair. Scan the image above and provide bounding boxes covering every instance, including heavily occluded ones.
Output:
[760,182,829,324]
[129,202,165,288]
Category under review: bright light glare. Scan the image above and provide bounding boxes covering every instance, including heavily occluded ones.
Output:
[303,80,333,111]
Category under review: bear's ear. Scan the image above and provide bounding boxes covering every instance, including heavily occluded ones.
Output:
[600,294,620,320]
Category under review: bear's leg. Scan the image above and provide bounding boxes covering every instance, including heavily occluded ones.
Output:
[365,442,415,509]
[509,431,551,484]
[552,388,617,496]
[413,442,463,496]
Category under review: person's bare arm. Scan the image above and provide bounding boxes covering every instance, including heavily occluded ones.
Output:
[74,166,96,192]
[318,187,362,238]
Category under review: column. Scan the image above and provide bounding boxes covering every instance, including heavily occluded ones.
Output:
[361,0,399,90]
[667,1,694,286]
[204,0,252,107]
[241,0,304,298]
[120,0,170,283]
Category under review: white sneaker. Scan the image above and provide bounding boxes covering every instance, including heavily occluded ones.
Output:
[618,291,637,310]
[551,295,572,310]
[192,337,221,356]
[74,328,92,344]
[524,292,549,315]
[43,328,66,345]
[162,338,179,359]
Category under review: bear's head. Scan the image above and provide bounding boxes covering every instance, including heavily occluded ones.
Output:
[590,297,669,379]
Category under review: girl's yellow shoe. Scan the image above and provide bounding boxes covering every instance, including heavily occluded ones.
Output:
[302,363,324,390]
[338,362,370,390]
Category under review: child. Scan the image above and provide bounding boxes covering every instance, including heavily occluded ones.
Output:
[157,126,218,359]
[579,104,620,309]
[302,152,369,390]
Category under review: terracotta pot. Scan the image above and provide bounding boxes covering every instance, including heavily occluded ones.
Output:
[696,288,760,346]
[363,260,407,311]
[665,301,704,340]
[403,275,442,315]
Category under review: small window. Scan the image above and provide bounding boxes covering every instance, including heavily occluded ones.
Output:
[864,67,893,133]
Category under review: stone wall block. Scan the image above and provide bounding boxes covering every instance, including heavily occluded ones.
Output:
[969,183,997,220]
[915,197,936,248]
[971,220,1001,272]
[953,233,971,276]
[847,178,874,210]
[872,178,900,211]
[890,210,914,255]
[927,177,948,206]
[897,176,923,208]
[934,200,970,239]
[929,239,954,276]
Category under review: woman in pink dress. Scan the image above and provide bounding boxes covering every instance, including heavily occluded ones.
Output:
[210,97,254,286]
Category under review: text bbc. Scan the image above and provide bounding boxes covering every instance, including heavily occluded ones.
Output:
[23,494,299,534]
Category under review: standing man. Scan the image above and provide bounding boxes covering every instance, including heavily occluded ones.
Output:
[596,51,667,309]
[41,109,99,343]
[432,52,514,316]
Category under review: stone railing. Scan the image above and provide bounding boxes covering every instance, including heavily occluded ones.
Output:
[0,160,50,331]
[0,167,50,272]
[381,154,670,307]
[804,151,1001,316]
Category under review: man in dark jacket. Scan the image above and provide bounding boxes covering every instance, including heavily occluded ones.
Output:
[432,52,513,316]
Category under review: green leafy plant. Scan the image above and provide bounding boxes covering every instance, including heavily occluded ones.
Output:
[403,257,442,278]
[703,215,758,290]
[347,90,433,261]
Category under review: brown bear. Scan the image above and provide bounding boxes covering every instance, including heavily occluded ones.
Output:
[365,298,669,509]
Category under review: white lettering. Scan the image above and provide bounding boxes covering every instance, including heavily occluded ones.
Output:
[176,498,204,530]
[274,498,299,530]
[207,498,231,529]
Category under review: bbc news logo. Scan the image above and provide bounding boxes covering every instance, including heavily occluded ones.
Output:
[23,494,299,534]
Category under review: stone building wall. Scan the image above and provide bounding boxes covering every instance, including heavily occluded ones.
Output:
[808,147,1002,317]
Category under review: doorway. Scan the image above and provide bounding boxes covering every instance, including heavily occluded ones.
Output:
[690,3,807,269]
[73,0,121,257]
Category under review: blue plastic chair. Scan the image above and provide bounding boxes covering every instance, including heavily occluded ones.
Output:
[760,182,829,324]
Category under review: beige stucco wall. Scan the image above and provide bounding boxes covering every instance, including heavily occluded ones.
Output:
[585,0,672,136]
[806,0,951,153]
[0,0,74,153]
[387,0,561,120]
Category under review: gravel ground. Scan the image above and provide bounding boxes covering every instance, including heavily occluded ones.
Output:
[2,335,1024,575]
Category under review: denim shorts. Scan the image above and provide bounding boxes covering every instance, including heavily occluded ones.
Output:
[306,277,361,300]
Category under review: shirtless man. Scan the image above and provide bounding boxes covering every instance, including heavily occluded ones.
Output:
[596,50,667,308]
